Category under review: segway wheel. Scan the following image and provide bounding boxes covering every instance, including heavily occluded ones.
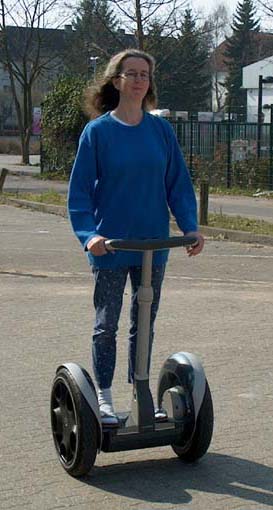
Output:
[172,380,213,462]
[51,367,98,477]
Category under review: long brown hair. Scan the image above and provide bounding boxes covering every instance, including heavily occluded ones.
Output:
[84,49,157,118]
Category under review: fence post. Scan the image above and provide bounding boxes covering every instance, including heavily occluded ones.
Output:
[257,74,263,159]
[0,168,8,193]
[189,113,194,181]
[227,109,232,189]
[199,178,209,226]
[270,105,273,191]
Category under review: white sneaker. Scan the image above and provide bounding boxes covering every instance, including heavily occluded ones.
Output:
[155,407,168,422]
[99,402,119,426]
[98,387,119,426]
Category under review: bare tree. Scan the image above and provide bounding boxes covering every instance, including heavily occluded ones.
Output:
[0,0,69,163]
[205,3,231,111]
[0,88,13,129]
[108,0,187,49]
[256,0,273,17]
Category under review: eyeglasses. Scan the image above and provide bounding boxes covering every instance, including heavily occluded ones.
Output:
[118,71,150,82]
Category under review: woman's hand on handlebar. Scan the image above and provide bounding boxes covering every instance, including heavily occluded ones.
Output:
[185,231,204,257]
[86,236,109,256]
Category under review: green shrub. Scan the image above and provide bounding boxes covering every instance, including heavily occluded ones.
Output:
[231,158,270,189]
[187,146,272,190]
[41,76,88,176]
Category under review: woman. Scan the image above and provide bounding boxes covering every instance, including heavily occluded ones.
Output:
[68,49,204,425]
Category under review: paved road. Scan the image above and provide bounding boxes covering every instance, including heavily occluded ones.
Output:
[1,204,273,510]
[0,154,40,174]
[4,172,68,194]
[209,195,273,224]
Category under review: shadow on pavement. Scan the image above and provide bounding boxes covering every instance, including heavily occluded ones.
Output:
[82,453,273,507]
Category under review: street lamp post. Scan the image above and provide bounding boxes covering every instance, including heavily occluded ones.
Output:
[226,86,235,189]
[227,104,232,189]
[269,104,273,190]
[257,75,263,159]
[257,75,273,159]
[89,56,99,81]
[263,103,273,190]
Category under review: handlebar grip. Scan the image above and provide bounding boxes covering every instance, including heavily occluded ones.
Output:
[104,235,198,252]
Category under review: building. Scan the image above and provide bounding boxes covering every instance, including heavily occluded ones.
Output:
[0,25,137,131]
[210,32,273,113]
[0,25,75,130]
[242,57,273,123]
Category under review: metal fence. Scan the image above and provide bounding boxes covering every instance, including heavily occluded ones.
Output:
[169,119,273,190]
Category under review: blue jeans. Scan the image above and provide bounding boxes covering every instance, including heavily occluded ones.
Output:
[92,265,165,389]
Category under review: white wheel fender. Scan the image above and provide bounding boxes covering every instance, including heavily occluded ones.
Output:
[168,352,207,418]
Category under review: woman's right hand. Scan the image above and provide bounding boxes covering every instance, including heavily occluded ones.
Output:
[86,236,108,256]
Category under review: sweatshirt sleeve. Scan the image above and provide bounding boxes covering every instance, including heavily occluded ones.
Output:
[164,122,198,234]
[67,126,98,250]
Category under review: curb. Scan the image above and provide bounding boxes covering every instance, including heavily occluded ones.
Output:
[2,196,273,247]
[0,196,67,217]
[1,166,40,177]
[199,225,273,246]
[201,225,273,246]
[171,221,273,248]
[8,170,40,177]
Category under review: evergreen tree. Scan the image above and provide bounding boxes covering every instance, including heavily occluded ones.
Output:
[168,9,211,112]
[224,0,260,119]
[144,21,176,108]
[68,0,120,77]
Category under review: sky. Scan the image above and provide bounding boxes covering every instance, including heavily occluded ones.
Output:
[5,0,271,33]
[192,0,239,16]
[191,0,271,30]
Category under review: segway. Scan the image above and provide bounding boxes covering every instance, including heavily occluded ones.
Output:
[50,236,213,477]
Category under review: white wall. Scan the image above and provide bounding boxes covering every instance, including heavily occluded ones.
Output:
[243,57,273,89]
[247,88,273,123]
[243,57,273,122]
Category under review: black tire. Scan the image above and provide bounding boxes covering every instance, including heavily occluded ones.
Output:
[50,367,98,477]
[172,381,213,462]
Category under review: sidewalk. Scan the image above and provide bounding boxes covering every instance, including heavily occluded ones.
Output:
[1,154,67,193]
[0,154,40,175]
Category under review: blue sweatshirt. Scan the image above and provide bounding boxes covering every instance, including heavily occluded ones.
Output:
[68,111,198,268]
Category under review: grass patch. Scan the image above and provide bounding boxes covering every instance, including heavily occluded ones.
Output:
[1,190,66,206]
[208,213,273,236]
[33,171,69,181]
[206,186,273,198]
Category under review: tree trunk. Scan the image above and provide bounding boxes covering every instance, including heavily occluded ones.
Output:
[21,135,30,165]
[20,69,33,165]
[215,76,221,111]
[135,0,144,49]
[5,63,30,164]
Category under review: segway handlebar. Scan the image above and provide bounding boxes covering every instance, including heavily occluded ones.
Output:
[104,235,199,252]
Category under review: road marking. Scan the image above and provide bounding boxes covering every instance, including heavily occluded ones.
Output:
[0,230,50,234]
[231,482,273,496]
[209,254,273,259]
[1,271,273,286]
[166,275,273,286]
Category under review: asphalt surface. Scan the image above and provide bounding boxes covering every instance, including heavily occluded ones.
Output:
[2,154,273,224]
[209,194,273,224]
[1,204,273,510]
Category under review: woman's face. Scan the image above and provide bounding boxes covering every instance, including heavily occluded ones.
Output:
[114,57,150,104]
